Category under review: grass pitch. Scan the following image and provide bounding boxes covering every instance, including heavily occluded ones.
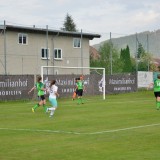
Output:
[0,91,160,160]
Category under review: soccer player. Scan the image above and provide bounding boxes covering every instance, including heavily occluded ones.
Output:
[46,80,59,117]
[76,75,85,104]
[28,76,47,112]
[148,74,160,110]
[72,77,79,101]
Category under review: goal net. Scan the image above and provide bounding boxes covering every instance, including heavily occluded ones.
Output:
[41,66,105,100]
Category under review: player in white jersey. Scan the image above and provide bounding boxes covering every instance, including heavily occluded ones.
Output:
[46,80,59,117]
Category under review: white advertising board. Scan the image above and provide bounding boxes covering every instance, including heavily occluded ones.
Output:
[138,71,153,88]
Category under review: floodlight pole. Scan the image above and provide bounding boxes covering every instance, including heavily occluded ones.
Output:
[135,33,138,72]
[110,32,112,75]
[81,29,83,74]
[41,66,44,82]
[103,68,105,100]
[46,25,49,75]
[4,20,7,75]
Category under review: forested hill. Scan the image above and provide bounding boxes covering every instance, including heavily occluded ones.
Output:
[93,29,160,58]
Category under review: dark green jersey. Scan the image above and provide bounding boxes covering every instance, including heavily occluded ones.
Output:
[154,79,160,92]
[35,82,44,96]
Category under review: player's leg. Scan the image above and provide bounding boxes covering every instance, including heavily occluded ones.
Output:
[76,90,81,104]
[32,98,41,112]
[156,93,160,109]
[81,90,84,104]
[49,107,56,117]
[42,97,47,112]
[47,98,57,117]
[154,92,158,109]
[72,91,76,100]
[77,89,83,104]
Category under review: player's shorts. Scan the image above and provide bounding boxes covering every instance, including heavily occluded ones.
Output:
[154,91,160,97]
[77,89,83,96]
[49,97,57,108]
[39,95,45,101]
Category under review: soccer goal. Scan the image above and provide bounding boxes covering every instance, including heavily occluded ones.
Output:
[41,66,105,100]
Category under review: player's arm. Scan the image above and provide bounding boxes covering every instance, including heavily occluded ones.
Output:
[55,92,59,97]
[75,82,78,90]
[46,87,50,93]
[147,82,153,90]
[41,87,46,91]
[28,86,36,94]
[54,88,59,97]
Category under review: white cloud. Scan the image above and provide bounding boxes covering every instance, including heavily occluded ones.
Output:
[0,0,160,43]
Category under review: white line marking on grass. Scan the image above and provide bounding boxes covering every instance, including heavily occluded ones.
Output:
[0,123,160,135]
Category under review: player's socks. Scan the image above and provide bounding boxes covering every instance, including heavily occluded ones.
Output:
[77,98,81,104]
[43,104,47,112]
[158,101,160,109]
[50,111,54,116]
[80,98,83,103]
[49,109,55,117]
[156,101,159,109]
[33,103,39,110]
[81,98,84,104]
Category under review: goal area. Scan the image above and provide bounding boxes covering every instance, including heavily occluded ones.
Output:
[41,66,105,100]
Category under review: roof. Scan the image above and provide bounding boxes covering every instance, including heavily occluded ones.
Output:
[89,46,100,60]
[0,25,101,40]
[153,58,160,66]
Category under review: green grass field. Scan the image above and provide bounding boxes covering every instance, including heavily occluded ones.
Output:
[0,91,160,160]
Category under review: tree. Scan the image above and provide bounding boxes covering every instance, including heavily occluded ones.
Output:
[136,43,154,71]
[61,13,77,32]
[137,43,145,59]
[120,45,132,73]
[90,42,123,74]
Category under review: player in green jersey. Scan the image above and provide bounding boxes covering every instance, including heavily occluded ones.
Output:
[28,76,47,112]
[148,74,160,110]
[76,75,85,104]
[72,77,79,101]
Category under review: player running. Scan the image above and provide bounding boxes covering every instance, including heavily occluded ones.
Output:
[28,76,47,112]
[148,74,160,110]
[46,80,59,118]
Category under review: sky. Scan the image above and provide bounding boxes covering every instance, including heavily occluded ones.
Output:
[1,0,160,44]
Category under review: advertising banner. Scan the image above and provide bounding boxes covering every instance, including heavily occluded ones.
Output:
[0,75,34,100]
[138,71,153,88]
[106,74,137,94]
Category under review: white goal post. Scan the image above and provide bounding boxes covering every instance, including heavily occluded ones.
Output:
[41,66,105,100]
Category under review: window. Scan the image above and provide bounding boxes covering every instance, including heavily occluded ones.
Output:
[54,48,62,60]
[41,48,49,59]
[18,33,27,44]
[73,38,81,48]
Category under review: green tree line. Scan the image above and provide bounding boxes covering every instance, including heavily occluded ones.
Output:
[90,42,157,74]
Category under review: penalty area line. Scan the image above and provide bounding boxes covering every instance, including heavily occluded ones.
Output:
[0,123,160,135]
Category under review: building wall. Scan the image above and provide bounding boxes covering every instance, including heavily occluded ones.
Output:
[0,30,90,75]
